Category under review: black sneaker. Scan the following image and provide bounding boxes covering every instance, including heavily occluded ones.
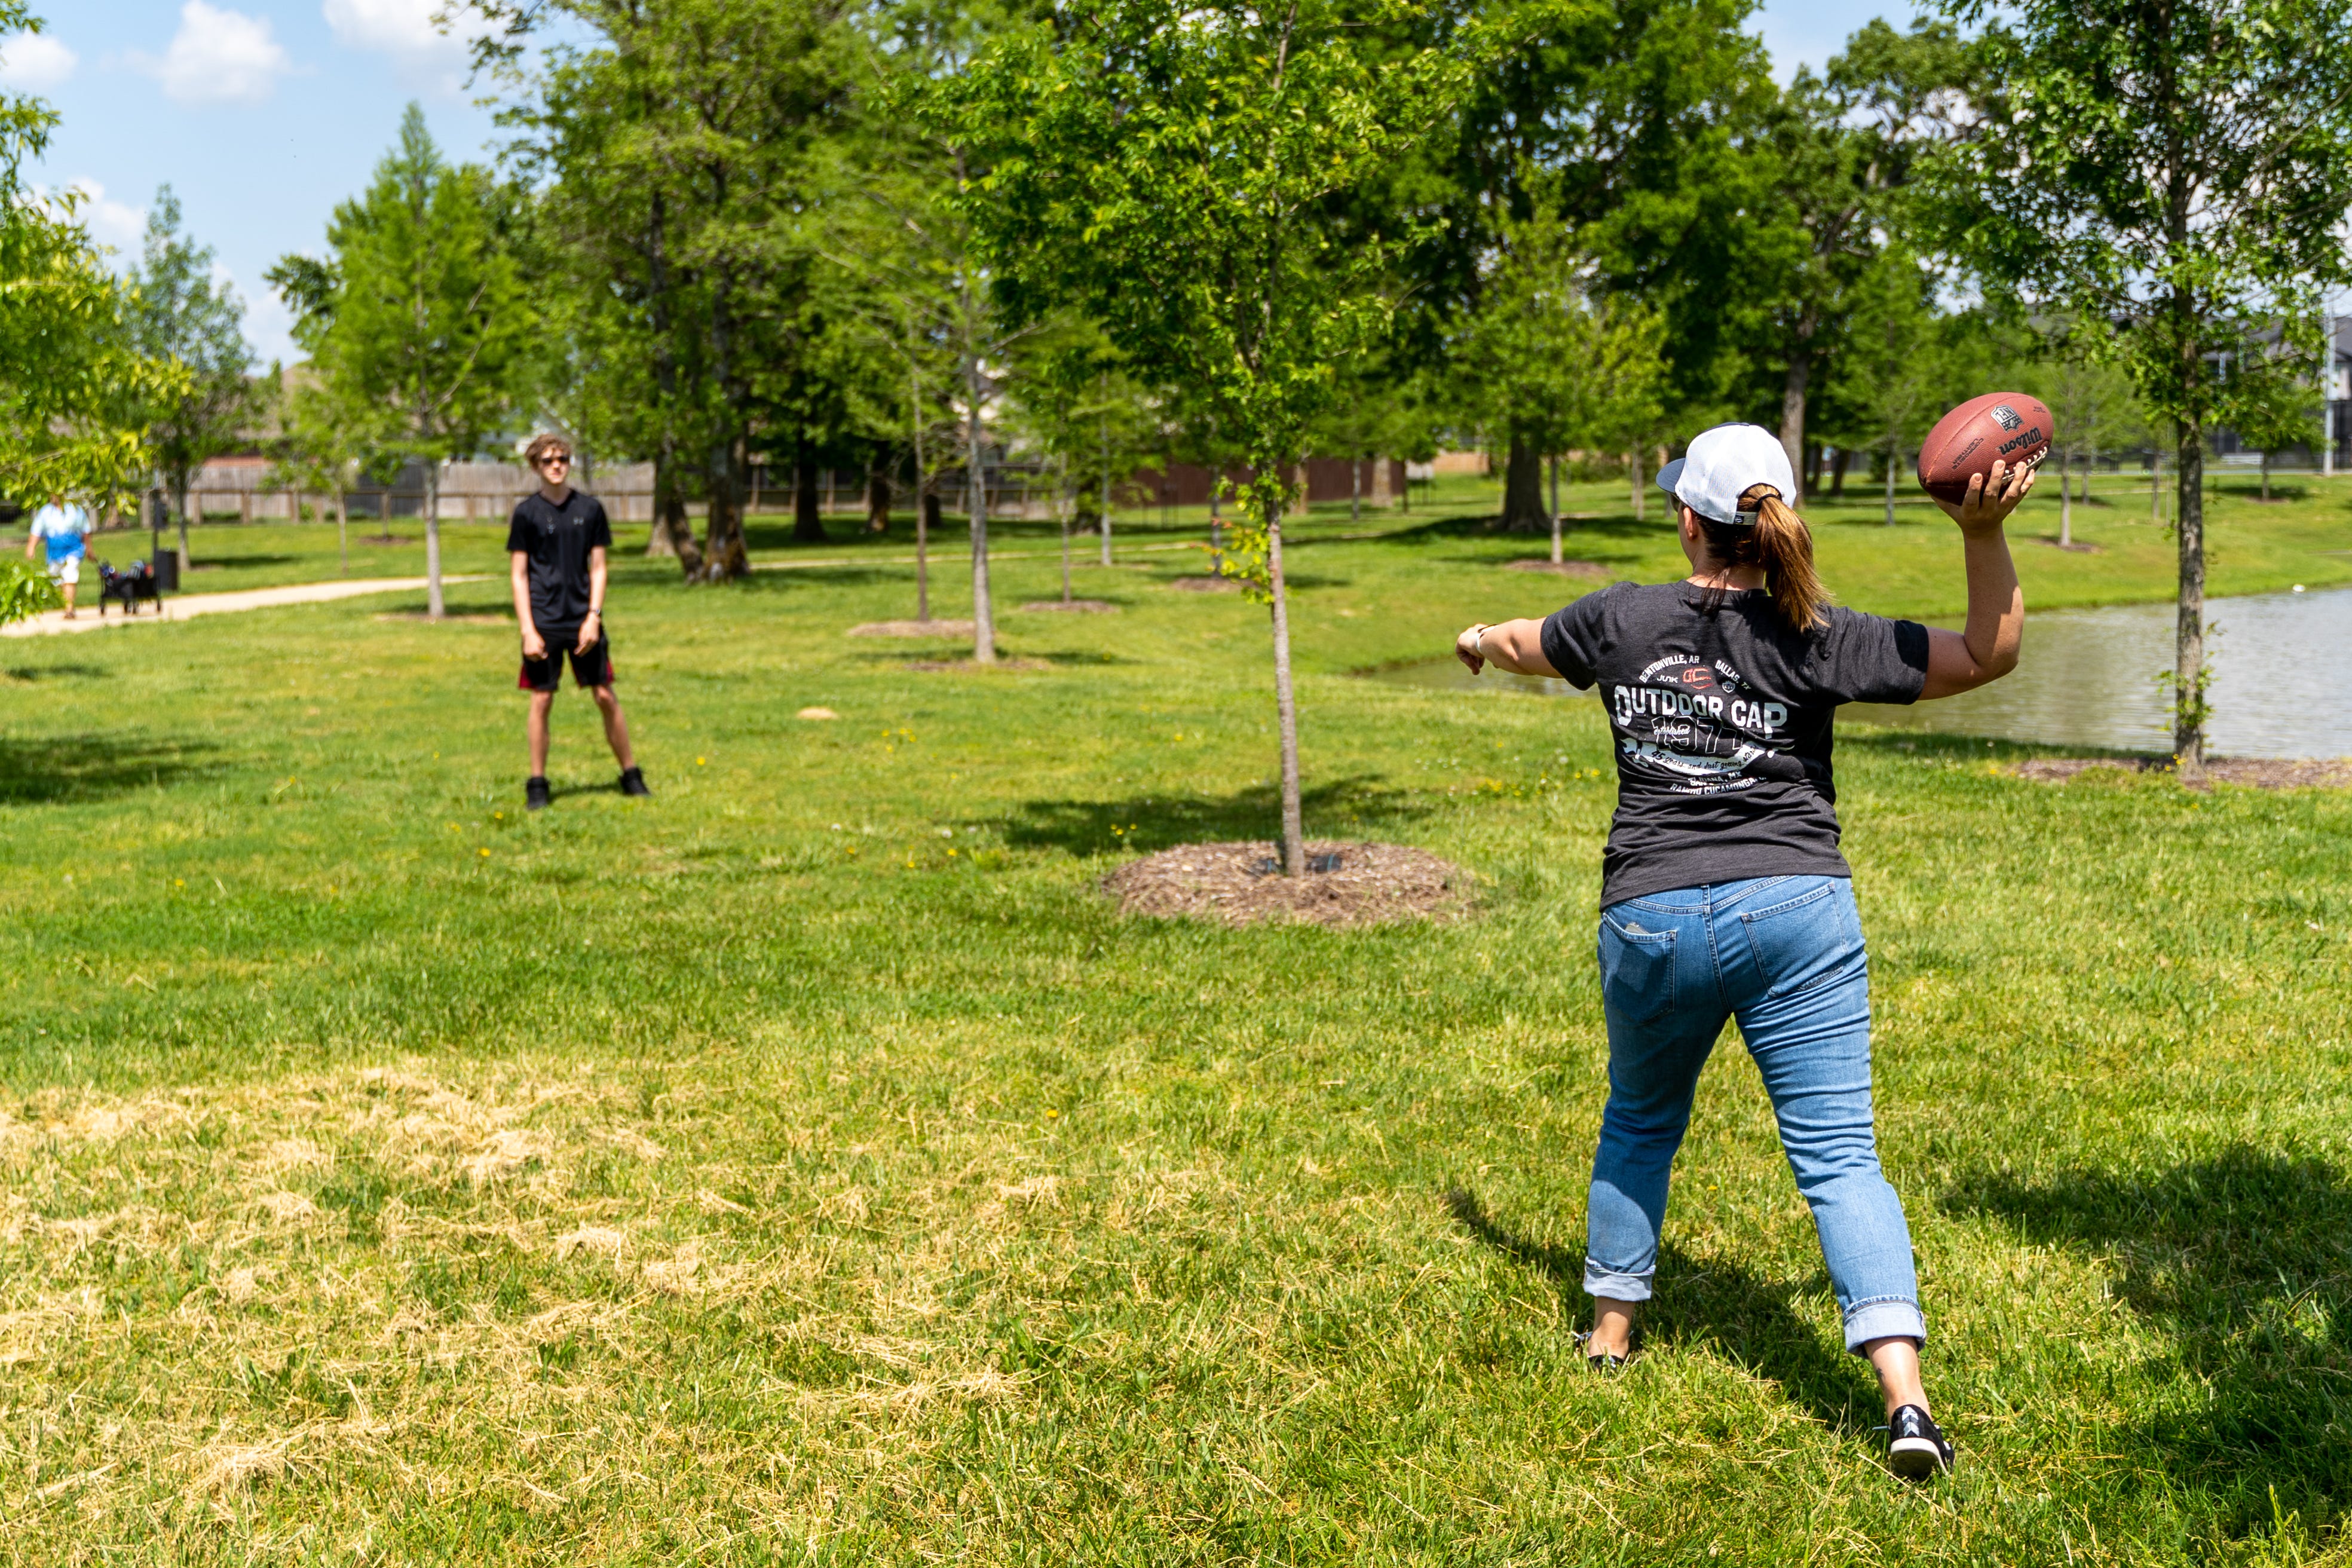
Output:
[618,766,651,798]
[525,776,551,812]
[1884,1404,1954,1479]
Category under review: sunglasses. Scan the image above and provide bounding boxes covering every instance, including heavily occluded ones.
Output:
[537,452,572,468]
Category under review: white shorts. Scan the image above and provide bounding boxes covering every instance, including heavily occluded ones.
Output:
[45,557,79,586]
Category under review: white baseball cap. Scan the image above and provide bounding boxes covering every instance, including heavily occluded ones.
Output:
[1654,423,1796,526]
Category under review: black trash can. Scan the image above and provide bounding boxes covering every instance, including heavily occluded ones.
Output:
[151,551,179,593]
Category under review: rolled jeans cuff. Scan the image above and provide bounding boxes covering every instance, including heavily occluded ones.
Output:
[1583,1263,1653,1303]
[1843,1297,1926,1356]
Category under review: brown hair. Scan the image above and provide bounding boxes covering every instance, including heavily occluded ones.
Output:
[524,432,572,468]
[1696,483,1831,633]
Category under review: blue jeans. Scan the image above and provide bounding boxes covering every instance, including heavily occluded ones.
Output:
[1585,875,1927,1354]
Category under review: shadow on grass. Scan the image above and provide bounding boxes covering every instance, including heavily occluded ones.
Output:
[1444,1187,1884,1435]
[2,664,109,682]
[0,733,222,803]
[1949,1147,2352,1523]
[164,552,304,571]
[1004,773,1431,857]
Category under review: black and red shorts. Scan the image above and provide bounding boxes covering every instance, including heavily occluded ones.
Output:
[518,628,614,693]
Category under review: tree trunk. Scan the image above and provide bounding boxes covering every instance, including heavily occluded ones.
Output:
[1501,428,1546,531]
[174,479,191,575]
[1631,445,1646,523]
[965,349,996,664]
[1548,452,1563,565]
[2151,448,2163,523]
[866,464,891,533]
[1349,456,1361,524]
[336,489,348,573]
[1264,486,1305,877]
[2261,450,2271,502]
[1830,446,1850,498]
[1778,350,1811,485]
[2173,425,2206,777]
[1098,403,1114,568]
[1059,461,1073,604]
[425,464,445,621]
[1209,482,1223,574]
[911,369,931,620]
[918,488,936,623]
[702,433,749,579]
[792,455,825,544]
[2059,450,2072,547]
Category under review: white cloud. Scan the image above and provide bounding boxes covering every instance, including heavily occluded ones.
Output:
[69,180,146,254]
[0,31,76,91]
[129,1,295,108]
[323,0,491,90]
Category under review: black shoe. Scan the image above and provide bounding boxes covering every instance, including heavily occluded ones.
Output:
[525,776,551,812]
[618,766,651,798]
[1884,1404,1954,1479]
[1575,1332,1630,1372]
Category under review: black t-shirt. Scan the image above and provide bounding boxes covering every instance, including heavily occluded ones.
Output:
[1539,583,1931,907]
[506,489,612,630]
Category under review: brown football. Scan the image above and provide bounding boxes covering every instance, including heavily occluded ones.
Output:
[1916,393,2053,504]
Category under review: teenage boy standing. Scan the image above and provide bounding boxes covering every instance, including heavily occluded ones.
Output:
[509,433,650,810]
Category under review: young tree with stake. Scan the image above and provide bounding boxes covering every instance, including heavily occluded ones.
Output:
[954,0,1471,875]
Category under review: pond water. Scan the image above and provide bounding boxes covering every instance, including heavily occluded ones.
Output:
[1369,587,2352,759]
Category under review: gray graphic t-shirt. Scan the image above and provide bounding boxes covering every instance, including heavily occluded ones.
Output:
[1540,583,1930,907]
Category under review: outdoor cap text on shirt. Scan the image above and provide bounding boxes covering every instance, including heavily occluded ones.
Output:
[1653,423,1797,527]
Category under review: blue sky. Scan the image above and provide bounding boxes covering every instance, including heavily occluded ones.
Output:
[13,0,1918,366]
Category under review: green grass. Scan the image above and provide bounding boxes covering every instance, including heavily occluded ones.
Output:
[0,489,2347,1563]
[39,463,2352,609]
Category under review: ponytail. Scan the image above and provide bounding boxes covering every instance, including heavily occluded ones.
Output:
[1696,483,1832,633]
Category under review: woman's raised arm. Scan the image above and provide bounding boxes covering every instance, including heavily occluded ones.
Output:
[1919,459,2034,700]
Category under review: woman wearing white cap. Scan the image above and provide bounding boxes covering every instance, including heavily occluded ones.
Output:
[1454,423,2033,1480]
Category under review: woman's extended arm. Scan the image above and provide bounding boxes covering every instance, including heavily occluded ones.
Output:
[1454,617,1560,678]
[1918,459,2034,700]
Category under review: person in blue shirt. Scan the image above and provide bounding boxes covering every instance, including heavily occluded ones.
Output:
[23,493,93,618]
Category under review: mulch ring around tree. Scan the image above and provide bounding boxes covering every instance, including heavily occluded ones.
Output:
[1166,575,1242,593]
[1502,559,1613,577]
[847,619,976,638]
[1019,600,1119,614]
[2013,757,2352,790]
[1104,840,1471,928]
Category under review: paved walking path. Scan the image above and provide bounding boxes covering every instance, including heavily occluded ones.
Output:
[0,575,489,638]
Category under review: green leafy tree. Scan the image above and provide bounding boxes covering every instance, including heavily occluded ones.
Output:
[0,5,179,546]
[484,0,854,581]
[1456,206,1662,558]
[124,186,260,575]
[1826,248,1949,525]
[1743,21,1970,486]
[1401,0,1769,529]
[2020,321,2147,544]
[2225,346,2322,503]
[953,0,1472,875]
[278,106,534,620]
[1931,0,2352,773]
